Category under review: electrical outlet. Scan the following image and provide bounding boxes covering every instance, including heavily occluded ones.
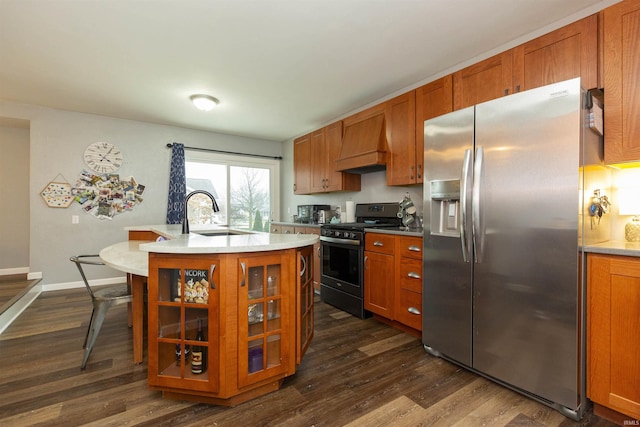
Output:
[72,215,79,224]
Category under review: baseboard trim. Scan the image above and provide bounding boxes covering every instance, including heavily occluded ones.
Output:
[42,276,127,292]
[0,267,30,276]
[27,272,43,280]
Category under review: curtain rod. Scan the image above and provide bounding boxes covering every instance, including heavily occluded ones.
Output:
[166,143,283,160]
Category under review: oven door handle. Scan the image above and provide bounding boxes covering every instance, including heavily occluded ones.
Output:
[320,236,360,246]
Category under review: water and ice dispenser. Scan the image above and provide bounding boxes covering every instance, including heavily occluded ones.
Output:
[429,179,461,237]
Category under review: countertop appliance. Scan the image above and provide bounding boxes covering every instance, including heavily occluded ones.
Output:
[320,202,401,318]
[422,78,605,420]
[297,204,330,224]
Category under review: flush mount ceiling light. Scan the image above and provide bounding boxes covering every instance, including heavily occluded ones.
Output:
[190,94,219,111]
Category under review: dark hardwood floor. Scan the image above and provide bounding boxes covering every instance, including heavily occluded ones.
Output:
[0,287,618,427]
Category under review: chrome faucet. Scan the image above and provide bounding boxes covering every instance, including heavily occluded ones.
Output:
[182,190,219,234]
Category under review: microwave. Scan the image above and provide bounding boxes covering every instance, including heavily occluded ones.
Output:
[297,204,330,224]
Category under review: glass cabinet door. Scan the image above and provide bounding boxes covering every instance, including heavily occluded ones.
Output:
[149,255,219,393]
[238,253,290,387]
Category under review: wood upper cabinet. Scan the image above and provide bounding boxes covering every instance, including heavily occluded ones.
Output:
[587,253,640,421]
[385,91,417,186]
[415,75,454,181]
[293,133,311,195]
[452,15,597,112]
[312,121,360,193]
[513,14,598,92]
[453,50,514,110]
[602,0,640,163]
[296,121,360,194]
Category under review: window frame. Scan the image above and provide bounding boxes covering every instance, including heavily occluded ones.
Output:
[185,150,280,228]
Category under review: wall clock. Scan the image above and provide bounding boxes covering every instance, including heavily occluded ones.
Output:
[84,141,123,174]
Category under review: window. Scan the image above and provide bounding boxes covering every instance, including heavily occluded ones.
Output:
[185,151,279,232]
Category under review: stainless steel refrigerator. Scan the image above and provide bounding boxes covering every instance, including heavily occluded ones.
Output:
[421,78,604,420]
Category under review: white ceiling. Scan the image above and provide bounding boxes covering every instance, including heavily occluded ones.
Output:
[0,0,617,142]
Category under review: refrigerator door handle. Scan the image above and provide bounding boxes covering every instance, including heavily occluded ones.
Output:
[460,148,472,263]
[472,146,484,263]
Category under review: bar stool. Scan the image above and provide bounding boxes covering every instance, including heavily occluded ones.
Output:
[70,255,132,369]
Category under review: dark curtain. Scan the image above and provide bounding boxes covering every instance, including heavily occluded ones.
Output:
[166,143,186,224]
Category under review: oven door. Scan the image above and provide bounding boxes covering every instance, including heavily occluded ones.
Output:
[320,236,363,297]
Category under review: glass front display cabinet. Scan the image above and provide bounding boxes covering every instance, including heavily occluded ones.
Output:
[148,255,219,393]
[237,253,290,388]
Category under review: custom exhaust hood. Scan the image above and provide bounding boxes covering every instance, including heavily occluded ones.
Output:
[335,113,387,174]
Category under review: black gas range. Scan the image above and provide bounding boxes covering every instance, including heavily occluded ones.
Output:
[319,203,401,318]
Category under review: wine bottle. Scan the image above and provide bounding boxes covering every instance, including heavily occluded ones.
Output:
[191,318,207,374]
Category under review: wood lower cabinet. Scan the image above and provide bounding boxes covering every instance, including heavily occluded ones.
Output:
[364,233,395,317]
[272,224,321,292]
[147,247,312,405]
[587,253,640,421]
[148,255,221,394]
[602,0,640,164]
[394,237,423,331]
[237,253,291,388]
[296,245,314,364]
[364,233,423,333]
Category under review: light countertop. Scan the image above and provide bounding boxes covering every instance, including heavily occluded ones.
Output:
[583,240,640,257]
[101,225,318,276]
[139,231,318,254]
[271,221,423,237]
[100,240,152,276]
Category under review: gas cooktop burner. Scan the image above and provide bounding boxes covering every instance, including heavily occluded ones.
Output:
[321,202,403,230]
[321,222,400,230]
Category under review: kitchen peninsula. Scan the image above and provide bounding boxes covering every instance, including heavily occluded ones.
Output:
[100,225,318,405]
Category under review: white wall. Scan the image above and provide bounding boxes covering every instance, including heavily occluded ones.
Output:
[0,124,30,271]
[0,101,282,286]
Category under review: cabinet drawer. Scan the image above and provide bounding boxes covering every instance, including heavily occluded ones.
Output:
[280,226,295,235]
[365,233,396,254]
[399,236,423,259]
[395,289,422,331]
[399,258,422,293]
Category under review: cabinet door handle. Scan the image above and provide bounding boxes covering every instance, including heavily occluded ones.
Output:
[408,307,421,315]
[408,272,421,279]
[240,262,246,287]
[410,165,414,180]
[417,164,422,179]
[373,241,384,247]
[284,230,291,234]
[300,254,307,277]
[408,245,421,252]
[316,246,321,258]
[210,264,216,289]
[504,88,509,96]
[364,255,369,269]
